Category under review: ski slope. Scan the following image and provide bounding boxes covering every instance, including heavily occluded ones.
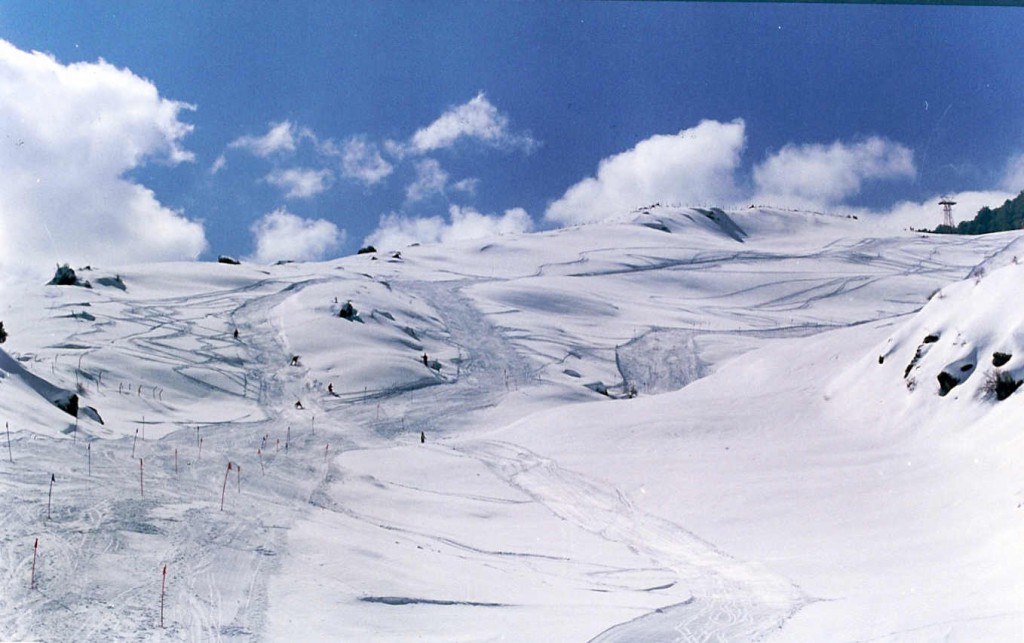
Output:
[1,206,1022,641]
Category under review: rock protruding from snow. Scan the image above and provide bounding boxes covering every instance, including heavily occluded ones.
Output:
[47,263,91,288]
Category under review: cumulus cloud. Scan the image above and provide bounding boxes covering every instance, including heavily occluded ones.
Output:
[405,158,449,203]
[545,119,747,225]
[0,39,206,282]
[407,92,537,155]
[265,167,333,199]
[340,136,393,185]
[753,136,915,210]
[228,121,302,157]
[365,205,533,250]
[247,208,343,264]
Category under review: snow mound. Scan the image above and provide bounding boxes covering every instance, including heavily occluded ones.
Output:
[839,260,1024,424]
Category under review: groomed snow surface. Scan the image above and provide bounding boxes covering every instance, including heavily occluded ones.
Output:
[1,206,1022,641]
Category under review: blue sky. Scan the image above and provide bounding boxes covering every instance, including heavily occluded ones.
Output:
[1,1,1023,272]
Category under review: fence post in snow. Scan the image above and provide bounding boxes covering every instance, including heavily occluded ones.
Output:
[160,564,167,628]
[30,538,38,589]
[324,443,329,462]
[174,448,178,477]
[46,474,55,520]
[258,448,265,475]
[88,444,91,476]
[132,429,138,458]
[220,463,232,511]
[139,458,144,498]
[6,421,12,463]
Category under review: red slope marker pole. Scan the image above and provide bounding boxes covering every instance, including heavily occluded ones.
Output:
[236,464,241,493]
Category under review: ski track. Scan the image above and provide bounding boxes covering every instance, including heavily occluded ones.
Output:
[0,275,346,641]
[319,277,810,640]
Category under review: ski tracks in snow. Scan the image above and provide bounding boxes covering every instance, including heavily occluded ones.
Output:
[461,440,808,642]
[373,279,809,640]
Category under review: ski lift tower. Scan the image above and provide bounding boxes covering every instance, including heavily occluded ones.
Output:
[939,196,957,228]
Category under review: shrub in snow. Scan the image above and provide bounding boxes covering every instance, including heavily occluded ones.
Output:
[218,255,241,265]
[47,263,91,288]
[357,245,377,255]
[0,321,6,344]
[904,334,940,380]
[983,370,1022,401]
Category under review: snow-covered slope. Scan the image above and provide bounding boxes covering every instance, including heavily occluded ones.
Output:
[0,207,1021,641]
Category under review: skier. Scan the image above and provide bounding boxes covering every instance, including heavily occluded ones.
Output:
[420,431,425,444]
[422,353,429,367]
[233,328,239,340]
[327,382,334,395]
[295,400,303,410]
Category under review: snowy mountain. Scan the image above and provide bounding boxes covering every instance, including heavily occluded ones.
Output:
[1,206,1021,641]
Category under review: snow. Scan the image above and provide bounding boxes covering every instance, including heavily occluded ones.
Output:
[1,206,1022,640]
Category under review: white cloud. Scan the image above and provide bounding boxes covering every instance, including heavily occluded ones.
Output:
[545,119,747,225]
[1001,154,1024,193]
[408,92,536,155]
[753,136,915,210]
[210,154,227,175]
[452,178,479,195]
[228,121,299,157]
[405,158,449,202]
[0,39,206,282]
[446,205,533,241]
[365,205,533,250]
[247,208,343,264]
[265,167,333,199]
[341,136,393,185]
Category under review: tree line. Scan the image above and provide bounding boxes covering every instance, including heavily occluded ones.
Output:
[932,191,1024,235]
